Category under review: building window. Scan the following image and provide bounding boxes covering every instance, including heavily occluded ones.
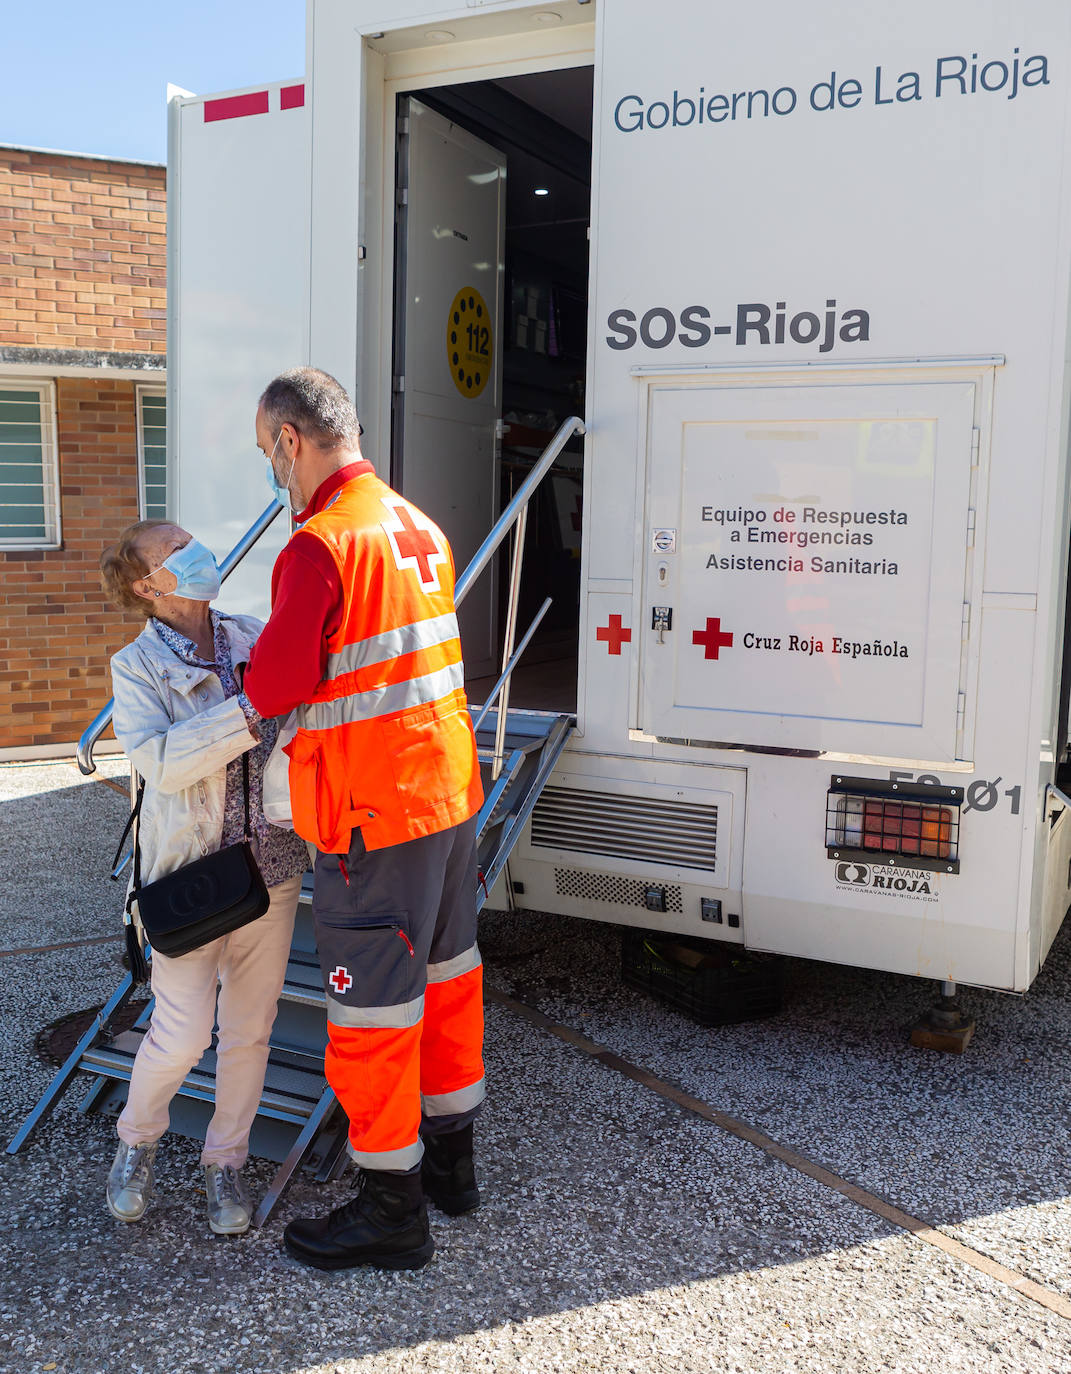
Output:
[138,387,167,519]
[0,380,61,550]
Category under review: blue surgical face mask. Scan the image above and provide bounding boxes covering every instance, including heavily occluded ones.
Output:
[265,430,296,509]
[147,538,221,602]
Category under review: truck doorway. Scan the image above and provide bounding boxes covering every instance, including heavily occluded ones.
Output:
[391,67,593,706]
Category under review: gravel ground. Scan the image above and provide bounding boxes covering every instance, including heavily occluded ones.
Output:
[0,757,130,950]
[479,907,1071,1303]
[0,760,1069,1373]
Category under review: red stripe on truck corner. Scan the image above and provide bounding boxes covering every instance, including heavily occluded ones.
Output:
[281,84,305,110]
[204,91,271,123]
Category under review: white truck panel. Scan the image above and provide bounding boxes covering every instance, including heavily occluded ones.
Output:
[167,81,309,619]
[171,0,1071,993]
[570,0,1071,987]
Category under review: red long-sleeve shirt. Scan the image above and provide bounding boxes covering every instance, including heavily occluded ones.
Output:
[244,460,374,719]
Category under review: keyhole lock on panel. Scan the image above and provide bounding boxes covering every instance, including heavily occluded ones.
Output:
[652,606,673,644]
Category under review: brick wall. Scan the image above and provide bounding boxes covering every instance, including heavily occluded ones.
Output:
[0,147,165,351]
[0,147,166,754]
[0,378,148,751]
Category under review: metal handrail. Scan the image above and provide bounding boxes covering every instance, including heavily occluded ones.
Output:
[456,415,585,778]
[76,499,286,775]
[454,416,585,608]
[471,597,552,734]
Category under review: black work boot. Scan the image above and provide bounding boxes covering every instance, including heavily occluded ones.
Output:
[283,1167,433,1271]
[421,1123,480,1216]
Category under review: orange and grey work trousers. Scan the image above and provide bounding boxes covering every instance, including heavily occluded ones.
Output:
[312,813,484,1170]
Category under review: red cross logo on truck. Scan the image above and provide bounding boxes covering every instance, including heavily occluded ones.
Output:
[381,497,448,592]
[596,614,632,655]
[692,617,734,660]
[328,966,353,995]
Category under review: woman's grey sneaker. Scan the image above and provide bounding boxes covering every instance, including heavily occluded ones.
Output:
[106,1140,158,1222]
[204,1163,253,1235]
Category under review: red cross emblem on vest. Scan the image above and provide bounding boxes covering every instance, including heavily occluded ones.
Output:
[329,965,353,994]
[380,497,448,592]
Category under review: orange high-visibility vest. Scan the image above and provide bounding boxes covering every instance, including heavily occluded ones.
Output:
[285,472,483,854]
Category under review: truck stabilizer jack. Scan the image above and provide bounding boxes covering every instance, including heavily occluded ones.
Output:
[909,981,976,1055]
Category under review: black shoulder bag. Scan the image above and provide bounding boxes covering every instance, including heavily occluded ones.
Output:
[112,751,270,969]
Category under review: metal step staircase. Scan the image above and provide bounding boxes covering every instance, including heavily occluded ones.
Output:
[7,416,583,1223]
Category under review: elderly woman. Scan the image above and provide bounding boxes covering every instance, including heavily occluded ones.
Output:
[99,519,308,1235]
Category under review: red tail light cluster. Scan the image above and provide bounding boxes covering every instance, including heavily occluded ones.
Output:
[826,776,962,873]
[860,799,956,859]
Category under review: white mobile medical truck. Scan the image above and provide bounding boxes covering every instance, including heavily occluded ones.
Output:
[164,0,1071,1002]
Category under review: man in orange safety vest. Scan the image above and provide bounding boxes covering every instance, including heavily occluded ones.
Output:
[244,366,485,1271]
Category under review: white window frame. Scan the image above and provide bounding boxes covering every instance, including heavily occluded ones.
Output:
[0,377,61,551]
[136,383,168,520]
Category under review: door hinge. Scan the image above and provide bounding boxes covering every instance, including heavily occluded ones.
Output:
[965,507,976,547]
[956,691,967,731]
[397,115,410,136]
[961,601,971,640]
[392,375,405,394]
[971,427,981,462]
[396,187,408,208]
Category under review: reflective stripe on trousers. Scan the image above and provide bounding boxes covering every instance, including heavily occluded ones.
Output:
[313,815,484,1169]
[421,964,485,1118]
[329,962,485,1169]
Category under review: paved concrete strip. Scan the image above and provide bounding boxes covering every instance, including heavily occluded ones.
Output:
[94,775,129,797]
[0,934,116,959]
[486,984,1071,1323]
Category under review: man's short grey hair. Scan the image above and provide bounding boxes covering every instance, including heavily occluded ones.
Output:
[259,367,361,450]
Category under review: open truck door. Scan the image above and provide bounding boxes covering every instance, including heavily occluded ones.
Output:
[391,97,506,678]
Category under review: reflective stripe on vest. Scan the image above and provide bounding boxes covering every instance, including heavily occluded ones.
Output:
[297,661,465,731]
[323,611,461,683]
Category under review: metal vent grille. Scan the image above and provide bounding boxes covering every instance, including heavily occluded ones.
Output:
[532,787,718,871]
[554,867,684,913]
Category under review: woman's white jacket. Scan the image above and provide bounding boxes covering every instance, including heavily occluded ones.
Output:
[110,613,263,885]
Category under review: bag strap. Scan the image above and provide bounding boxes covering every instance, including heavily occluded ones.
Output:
[114,783,149,984]
[114,644,254,886]
[111,778,145,888]
[236,659,254,843]
[112,751,252,879]
[242,749,252,841]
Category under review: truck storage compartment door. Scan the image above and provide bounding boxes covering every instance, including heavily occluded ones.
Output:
[639,377,978,764]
